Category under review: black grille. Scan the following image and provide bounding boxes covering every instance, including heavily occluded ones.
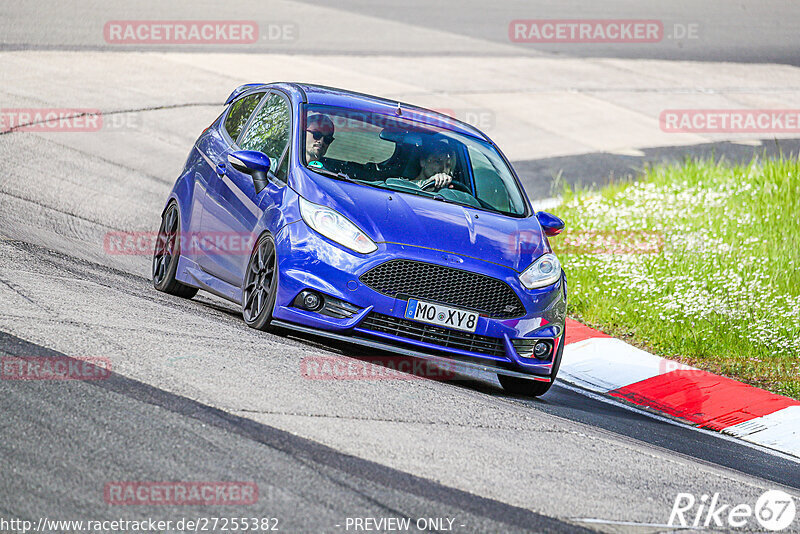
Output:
[359,312,506,357]
[359,260,525,318]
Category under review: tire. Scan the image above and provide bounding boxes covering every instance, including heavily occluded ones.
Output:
[152,202,198,299]
[242,233,279,331]
[498,323,566,397]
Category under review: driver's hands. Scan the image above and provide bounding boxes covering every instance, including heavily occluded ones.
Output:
[429,173,453,188]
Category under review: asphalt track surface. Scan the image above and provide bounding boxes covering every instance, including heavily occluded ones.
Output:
[4,0,800,65]
[1,2,800,533]
[0,328,590,534]
[0,242,798,533]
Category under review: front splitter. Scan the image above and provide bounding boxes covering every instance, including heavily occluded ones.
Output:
[271,319,551,382]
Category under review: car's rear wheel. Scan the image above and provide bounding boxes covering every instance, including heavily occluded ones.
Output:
[242,233,279,331]
[498,324,566,397]
[152,202,198,298]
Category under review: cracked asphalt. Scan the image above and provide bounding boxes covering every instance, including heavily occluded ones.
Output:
[1,1,799,533]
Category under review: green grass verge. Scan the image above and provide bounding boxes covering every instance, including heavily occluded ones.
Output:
[550,155,800,399]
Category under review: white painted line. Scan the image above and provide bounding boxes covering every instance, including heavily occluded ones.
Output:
[723,406,800,458]
[607,148,646,157]
[730,139,762,146]
[571,518,699,529]
[559,337,694,393]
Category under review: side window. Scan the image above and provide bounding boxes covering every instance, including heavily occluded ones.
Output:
[224,92,264,141]
[239,93,291,180]
[468,146,512,212]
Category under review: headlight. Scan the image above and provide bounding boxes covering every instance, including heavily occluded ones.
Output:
[299,197,377,254]
[519,253,561,289]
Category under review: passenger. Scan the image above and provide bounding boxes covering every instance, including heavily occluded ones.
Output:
[306,114,335,163]
[412,139,455,189]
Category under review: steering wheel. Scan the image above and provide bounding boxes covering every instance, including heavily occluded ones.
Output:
[420,177,471,193]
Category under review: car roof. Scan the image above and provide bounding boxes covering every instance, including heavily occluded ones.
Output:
[244,82,490,141]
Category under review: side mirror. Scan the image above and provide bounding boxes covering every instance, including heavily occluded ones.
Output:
[228,150,271,193]
[536,211,564,237]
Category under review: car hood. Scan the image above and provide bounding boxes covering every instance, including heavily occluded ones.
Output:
[292,169,549,272]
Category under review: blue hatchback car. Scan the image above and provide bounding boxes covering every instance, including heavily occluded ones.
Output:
[153,82,567,396]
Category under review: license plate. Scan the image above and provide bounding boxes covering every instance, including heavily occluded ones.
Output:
[404,299,479,333]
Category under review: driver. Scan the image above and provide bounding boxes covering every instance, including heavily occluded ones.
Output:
[412,139,455,189]
[306,113,335,163]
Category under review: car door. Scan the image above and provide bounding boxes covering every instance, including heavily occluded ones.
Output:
[194,90,266,277]
[199,90,292,285]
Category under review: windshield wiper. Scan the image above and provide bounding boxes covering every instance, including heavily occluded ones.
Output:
[431,193,509,216]
[430,194,482,210]
[307,166,358,183]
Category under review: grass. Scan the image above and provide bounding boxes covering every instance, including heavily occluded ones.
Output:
[549,155,800,399]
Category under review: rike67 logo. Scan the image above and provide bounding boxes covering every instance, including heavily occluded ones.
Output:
[669,490,796,531]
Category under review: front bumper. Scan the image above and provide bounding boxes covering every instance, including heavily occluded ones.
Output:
[272,220,567,378]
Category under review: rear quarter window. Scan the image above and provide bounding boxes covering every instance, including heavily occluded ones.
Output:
[224,92,264,141]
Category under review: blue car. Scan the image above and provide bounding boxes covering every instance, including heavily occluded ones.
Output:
[153,82,567,396]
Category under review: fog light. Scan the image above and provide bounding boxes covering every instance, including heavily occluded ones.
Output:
[533,342,551,359]
[298,290,323,311]
[513,338,553,360]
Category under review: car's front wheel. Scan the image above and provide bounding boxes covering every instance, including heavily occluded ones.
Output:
[152,202,198,299]
[242,233,279,331]
[497,373,554,397]
[498,324,566,397]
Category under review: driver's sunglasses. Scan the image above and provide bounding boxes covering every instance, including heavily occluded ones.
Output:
[307,129,335,144]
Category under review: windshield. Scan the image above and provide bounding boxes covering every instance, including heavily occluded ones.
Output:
[302,104,529,216]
